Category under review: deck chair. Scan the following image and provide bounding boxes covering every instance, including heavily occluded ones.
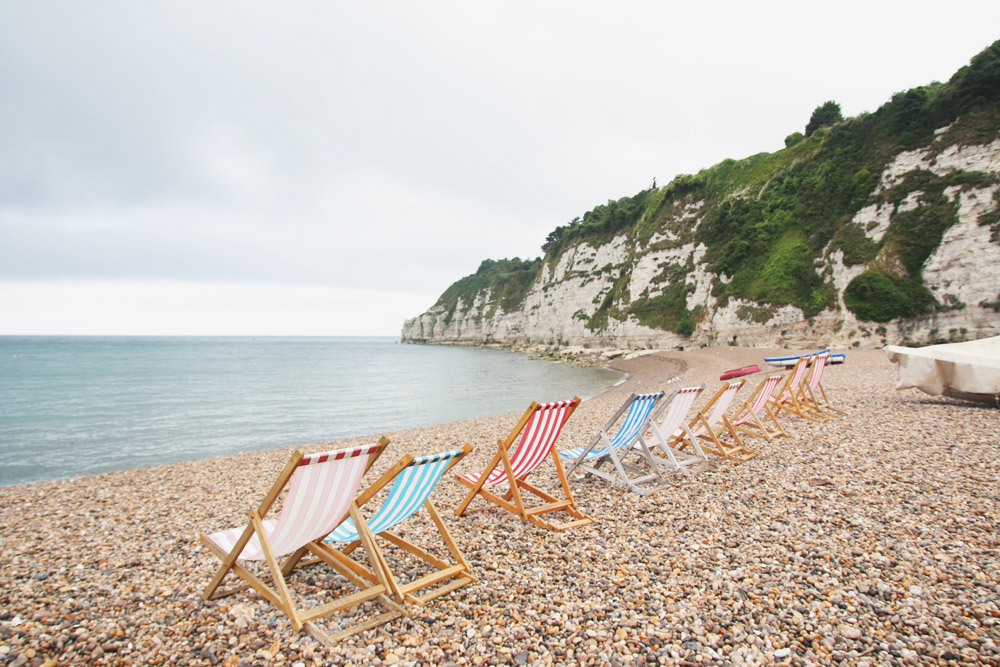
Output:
[455,397,593,531]
[797,352,847,418]
[646,386,712,475]
[769,354,824,422]
[200,438,402,646]
[671,380,757,462]
[559,392,670,495]
[323,445,475,607]
[730,374,788,441]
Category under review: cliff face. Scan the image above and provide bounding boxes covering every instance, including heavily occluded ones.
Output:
[403,44,1000,352]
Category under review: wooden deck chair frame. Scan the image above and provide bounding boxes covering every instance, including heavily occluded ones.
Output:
[315,444,476,608]
[770,355,824,422]
[455,397,594,531]
[671,380,758,462]
[560,392,671,496]
[200,437,404,647]
[797,352,847,418]
[646,386,712,475]
[730,374,789,441]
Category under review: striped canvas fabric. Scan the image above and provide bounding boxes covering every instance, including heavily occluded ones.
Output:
[205,442,381,561]
[460,400,574,487]
[560,392,662,462]
[674,381,742,438]
[654,386,702,434]
[731,375,781,427]
[773,356,810,404]
[806,353,829,392]
[326,448,462,543]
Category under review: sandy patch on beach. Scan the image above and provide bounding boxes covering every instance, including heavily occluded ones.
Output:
[1,347,998,665]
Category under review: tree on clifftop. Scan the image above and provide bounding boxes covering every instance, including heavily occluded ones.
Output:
[805,100,843,136]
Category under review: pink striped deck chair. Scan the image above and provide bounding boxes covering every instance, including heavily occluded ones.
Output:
[200,437,400,646]
[454,397,594,532]
[797,352,847,418]
[730,374,789,441]
[770,354,824,422]
[646,386,712,475]
[671,379,758,462]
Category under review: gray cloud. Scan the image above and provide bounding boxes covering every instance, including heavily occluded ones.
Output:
[2,0,999,303]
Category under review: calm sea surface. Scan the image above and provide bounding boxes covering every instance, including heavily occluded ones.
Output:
[0,336,622,487]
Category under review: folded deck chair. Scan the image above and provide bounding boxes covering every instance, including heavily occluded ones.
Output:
[559,392,670,495]
[455,397,594,531]
[797,352,847,418]
[730,374,788,441]
[322,444,475,607]
[769,354,824,422]
[200,438,402,646]
[671,380,757,462]
[646,386,711,475]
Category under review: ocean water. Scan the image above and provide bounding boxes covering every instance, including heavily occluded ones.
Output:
[0,336,622,487]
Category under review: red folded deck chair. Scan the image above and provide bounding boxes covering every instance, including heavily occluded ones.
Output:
[200,437,401,646]
[454,397,594,532]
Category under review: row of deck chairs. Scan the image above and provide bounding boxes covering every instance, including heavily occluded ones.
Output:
[199,352,842,645]
[546,351,845,495]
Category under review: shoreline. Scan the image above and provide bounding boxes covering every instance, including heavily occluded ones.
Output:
[2,347,998,664]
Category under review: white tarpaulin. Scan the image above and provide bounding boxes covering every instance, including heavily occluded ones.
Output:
[884,336,1000,406]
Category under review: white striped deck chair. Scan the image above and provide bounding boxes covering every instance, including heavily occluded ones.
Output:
[730,374,789,441]
[324,444,475,606]
[200,437,400,647]
[671,380,757,462]
[455,397,593,531]
[797,352,846,418]
[559,392,670,495]
[646,386,712,475]
[770,354,824,422]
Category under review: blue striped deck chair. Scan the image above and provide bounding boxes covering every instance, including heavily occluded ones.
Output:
[321,444,475,606]
[559,392,670,495]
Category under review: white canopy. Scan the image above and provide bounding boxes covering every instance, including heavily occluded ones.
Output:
[884,336,1000,406]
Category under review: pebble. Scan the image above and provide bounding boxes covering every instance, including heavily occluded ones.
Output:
[0,347,996,666]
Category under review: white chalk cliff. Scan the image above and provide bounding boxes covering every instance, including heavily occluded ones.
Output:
[403,130,1000,352]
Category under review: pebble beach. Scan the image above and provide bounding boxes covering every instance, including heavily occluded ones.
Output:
[1,347,998,666]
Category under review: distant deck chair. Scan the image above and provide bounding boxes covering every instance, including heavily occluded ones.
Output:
[559,392,670,495]
[646,386,712,475]
[798,352,847,418]
[769,354,824,422]
[200,438,401,646]
[730,374,789,441]
[671,380,757,462]
[455,397,594,531]
[323,445,475,608]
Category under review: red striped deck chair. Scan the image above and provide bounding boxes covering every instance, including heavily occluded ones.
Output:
[671,380,757,462]
[797,352,847,418]
[200,437,401,646]
[769,354,824,422]
[646,386,712,475]
[730,373,788,441]
[454,397,594,532]
[322,445,475,607]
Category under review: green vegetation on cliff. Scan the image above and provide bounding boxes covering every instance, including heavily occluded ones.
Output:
[427,40,1000,331]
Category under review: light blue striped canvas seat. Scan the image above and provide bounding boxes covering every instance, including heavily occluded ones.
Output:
[559,392,671,495]
[322,444,477,606]
[559,392,662,462]
[326,449,459,543]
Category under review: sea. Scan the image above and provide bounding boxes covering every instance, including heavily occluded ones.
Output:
[0,336,623,488]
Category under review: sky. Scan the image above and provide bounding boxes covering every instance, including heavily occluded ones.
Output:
[2,2,998,336]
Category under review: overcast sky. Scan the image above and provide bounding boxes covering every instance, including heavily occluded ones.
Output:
[2,2,998,335]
